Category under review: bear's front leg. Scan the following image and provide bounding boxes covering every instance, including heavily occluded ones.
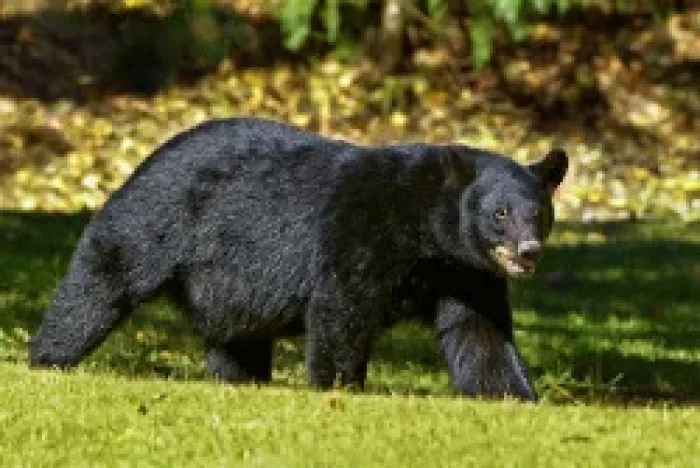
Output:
[305,303,374,390]
[306,339,372,390]
[436,297,536,401]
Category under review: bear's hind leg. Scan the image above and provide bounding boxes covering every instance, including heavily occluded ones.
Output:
[29,230,169,369]
[206,338,273,383]
[30,259,132,368]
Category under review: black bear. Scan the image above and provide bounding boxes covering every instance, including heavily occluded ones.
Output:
[29,117,567,400]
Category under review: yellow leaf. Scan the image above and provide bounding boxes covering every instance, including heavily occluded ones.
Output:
[390,111,408,128]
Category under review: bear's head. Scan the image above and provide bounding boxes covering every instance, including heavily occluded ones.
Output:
[430,147,568,277]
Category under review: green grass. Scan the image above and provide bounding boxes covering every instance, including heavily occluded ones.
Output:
[2,364,699,467]
[1,211,699,465]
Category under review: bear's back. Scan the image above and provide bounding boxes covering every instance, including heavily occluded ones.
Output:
[83,119,361,333]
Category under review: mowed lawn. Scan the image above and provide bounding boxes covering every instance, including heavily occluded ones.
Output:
[1,211,699,466]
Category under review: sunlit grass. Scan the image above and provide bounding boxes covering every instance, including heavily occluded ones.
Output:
[2,363,699,467]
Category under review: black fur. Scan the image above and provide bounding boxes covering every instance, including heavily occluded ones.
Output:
[29,117,567,400]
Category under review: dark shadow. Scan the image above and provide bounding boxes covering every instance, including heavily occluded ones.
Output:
[0,4,287,100]
[0,210,90,330]
[511,226,700,320]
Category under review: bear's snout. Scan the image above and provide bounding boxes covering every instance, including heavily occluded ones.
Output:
[517,240,541,264]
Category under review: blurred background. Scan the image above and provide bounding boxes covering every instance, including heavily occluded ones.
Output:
[0,0,698,221]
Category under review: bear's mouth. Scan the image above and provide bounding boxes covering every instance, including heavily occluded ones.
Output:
[490,245,538,277]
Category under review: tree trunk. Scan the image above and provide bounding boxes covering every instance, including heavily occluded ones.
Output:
[379,0,405,73]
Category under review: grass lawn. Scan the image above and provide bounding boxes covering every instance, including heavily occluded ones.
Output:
[1,211,699,465]
[2,364,699,467]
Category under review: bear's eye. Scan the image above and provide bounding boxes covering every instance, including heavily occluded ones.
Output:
[494,207,508,221]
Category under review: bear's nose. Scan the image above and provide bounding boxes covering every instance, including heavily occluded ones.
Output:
[517,240,541,263]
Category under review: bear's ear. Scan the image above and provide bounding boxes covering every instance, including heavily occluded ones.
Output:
[438,148,475,190]
[528,148,568,195]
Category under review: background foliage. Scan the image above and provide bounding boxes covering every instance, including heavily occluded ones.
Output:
[279,0,676,69]
[2,0,699,219]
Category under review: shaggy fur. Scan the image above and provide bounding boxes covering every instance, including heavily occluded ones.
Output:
[29,117,567,400]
